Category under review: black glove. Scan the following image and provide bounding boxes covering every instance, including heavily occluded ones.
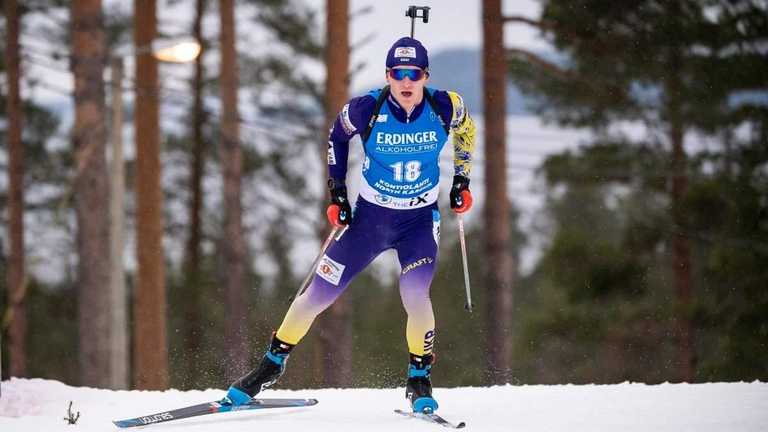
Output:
[326,178,352,227]
[449,175,473,213]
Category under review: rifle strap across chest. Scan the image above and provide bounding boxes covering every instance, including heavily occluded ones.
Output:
[360,86,449,144]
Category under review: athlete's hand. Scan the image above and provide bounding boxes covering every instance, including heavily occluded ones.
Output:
[326,179,352,227]
[450,175,473,214]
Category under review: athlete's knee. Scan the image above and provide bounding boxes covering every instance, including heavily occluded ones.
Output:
[401,291,434,320]
[399,275,434,311]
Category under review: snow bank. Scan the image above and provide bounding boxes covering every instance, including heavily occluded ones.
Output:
[1,378,766,431]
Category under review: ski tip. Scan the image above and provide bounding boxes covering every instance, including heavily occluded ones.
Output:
[112,419,136,428]
[307,398,319,405]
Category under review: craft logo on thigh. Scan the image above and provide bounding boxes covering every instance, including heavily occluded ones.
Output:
[316,255,346,286]
[401,257,434,275]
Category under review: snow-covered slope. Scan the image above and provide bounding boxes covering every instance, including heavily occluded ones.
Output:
[1,378,766,431]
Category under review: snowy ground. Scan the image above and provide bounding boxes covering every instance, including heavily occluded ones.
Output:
[1,378,766,431]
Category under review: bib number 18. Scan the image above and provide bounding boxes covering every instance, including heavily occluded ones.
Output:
[391,160,421,182]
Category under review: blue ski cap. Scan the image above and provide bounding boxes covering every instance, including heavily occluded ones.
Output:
[386,37,429,70]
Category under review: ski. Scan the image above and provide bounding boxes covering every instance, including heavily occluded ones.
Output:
[395,409,466,429]
[113,398,318,428]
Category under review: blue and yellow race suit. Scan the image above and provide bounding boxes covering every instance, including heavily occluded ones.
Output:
[276,87,476,357]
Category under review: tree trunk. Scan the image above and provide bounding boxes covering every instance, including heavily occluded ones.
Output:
[5,0,27,378]
[181,0,208,384]
[71,0,112,387]
[316,0,353,388]
[108,56,129,389]
[133,0,169,390]
[671,126,694,383]
[666,58,695,383]
[219,0,248,378]
[662,1,695,381]
[482,0,515,384]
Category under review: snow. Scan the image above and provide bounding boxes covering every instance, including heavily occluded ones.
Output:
[1,378,766,431]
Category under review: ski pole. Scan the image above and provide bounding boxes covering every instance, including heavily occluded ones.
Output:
[457,214,473,312]
[290,226,345,301]
[405,5,431,38]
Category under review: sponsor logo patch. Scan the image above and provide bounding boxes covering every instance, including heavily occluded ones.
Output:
[376,114,388,123]
[340,103,356,135]
[423,330,436,354]
[140,412,174,425]
[394,47,417,58]
[409,193,429,207]
[432,210,441,244]
[450,93,466,128]
[401,257,434,275]
[316,255,345,286]
[327,141,336,165]
[375,131,438,146]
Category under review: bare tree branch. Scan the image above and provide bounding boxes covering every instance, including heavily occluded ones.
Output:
[503,15,550,30]
[506,47,571,79]
[506,47,627,106]
[504,14,616,56]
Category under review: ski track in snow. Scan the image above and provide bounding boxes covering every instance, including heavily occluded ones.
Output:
[1,378,767,431]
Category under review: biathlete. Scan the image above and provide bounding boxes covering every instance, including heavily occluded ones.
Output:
[224,36,476,413]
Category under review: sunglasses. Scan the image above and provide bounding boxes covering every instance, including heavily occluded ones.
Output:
[388,68,427,81]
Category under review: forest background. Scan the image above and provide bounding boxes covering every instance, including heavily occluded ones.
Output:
[1,0,766,392]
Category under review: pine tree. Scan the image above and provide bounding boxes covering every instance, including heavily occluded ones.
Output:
[219,0,249,379]
[241,0,326,385]
[133,0,169,390]
[482,0,516,384]
[316,0,352,388]
[507,0,768,383]
[71,0,113,388]
[1,0,66,383]
[180,0,208,386]
[4,0,26,379]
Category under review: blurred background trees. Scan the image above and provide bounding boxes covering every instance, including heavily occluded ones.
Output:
[507,0,768,383]
[1,0,766,390]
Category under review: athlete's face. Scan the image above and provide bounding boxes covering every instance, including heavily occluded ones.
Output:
[386,66,429,110]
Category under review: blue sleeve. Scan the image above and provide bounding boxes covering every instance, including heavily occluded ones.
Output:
[327,94,377,183]
[430,90,455,130]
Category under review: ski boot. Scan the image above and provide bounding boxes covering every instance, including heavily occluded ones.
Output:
[406,353,439,413]
[224,335,294,406]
